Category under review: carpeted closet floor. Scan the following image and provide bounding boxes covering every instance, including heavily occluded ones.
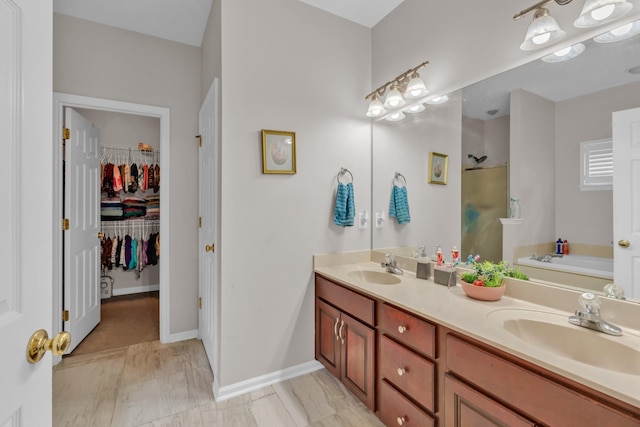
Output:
[68,291,159,357]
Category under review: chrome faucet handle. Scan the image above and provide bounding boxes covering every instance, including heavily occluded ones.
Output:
[604,283,626,300]
[578,292,601,315]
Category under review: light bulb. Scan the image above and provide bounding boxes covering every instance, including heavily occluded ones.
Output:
[611,22,633,35]
[386,111,405,122]
[426,95,449,105]
[591,4,615,21]
[404,74,428,99]
[554,47,571,57]
[405,104,425,113]
[383,86,406,109]
[366,97,386,118]
[532,32,551,45]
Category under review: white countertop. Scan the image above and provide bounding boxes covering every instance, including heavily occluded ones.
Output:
[314,255,640,409]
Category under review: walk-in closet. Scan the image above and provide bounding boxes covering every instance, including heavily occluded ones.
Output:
[63,108,161,356]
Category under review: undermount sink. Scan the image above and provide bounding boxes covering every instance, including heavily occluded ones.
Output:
[347,270,402,285]
[487,309,640,375]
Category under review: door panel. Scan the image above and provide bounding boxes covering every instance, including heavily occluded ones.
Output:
[341,312,375,410]
[198,79,219,372]
[0,0,52,425]
[315,299,340,378]
[64,108,100,352]
[613,107,640,299]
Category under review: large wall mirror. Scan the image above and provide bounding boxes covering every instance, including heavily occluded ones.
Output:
[371,31,640,301]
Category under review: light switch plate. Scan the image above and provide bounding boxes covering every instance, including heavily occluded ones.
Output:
[358,211,369,229]
[375,211,384,228]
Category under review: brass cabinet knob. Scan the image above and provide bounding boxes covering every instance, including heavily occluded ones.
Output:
[26,329,71,364]
[618,239,630,248]
[205,244,215,252]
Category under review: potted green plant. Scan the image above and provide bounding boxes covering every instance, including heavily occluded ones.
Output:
[459,260,528,300]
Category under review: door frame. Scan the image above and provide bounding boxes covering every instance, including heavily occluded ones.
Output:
[52,93,171,361]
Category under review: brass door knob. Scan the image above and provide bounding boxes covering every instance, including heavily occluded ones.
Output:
[205,244,215,252]
[26,329,71,364]
[618,239,630,248]
[98,232,105,238]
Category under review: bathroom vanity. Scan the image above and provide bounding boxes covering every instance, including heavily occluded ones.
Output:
[314,251,640,426]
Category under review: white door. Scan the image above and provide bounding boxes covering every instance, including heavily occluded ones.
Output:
[613,106,640,299]
[198,80,219,373]
[0,0,53,425]
[64,108,101,352]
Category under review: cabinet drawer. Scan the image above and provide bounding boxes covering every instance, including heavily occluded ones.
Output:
[379,380,435,427]
[316,274,375,326]
[380,335,435,412]
[446,333,640,427]
[379,303,435,358]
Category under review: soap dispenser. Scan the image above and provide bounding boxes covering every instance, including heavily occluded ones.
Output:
[416,246,431,280]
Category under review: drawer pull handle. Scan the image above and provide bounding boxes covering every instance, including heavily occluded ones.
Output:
[398,325,407,334]
[397,416,406,425]
[397,367,406,376]
[338,320,345,344]
[334,317,340,341]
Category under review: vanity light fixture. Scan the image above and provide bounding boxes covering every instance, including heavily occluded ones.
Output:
[383,84,406,109]
[404,72,429,99]
[514,0,632,50]
[574,0,633,28]
[426,95,449,105]
[517,7,567,50]
[386,111,406,122]
[366,94,387,118]
[365,59,429,118]
[593,19,640,42]
[405,103,426,113]
[541,42,586,62]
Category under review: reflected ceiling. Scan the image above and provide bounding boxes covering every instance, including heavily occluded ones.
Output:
[462,35,640,120]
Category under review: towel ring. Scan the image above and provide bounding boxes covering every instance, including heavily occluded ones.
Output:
[337,167,353,184]
[394,172,407,186]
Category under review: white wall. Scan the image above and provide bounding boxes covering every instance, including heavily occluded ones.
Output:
[372,95,462,252]
[208,0,372,387]
[510,89,556,250]
[53,14,201,335]
[555,80,640,246]
[462,115,509,170]
[201,0,221,102]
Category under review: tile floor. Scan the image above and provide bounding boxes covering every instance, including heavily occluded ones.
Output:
[53,339,384,426]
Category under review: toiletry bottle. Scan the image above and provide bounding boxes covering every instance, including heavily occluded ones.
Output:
[436,245,443,266]
[416,247,431,280]
[556,238,563,255]
[563,239,569,255]
[451,246,459,264]
[509,196,521,219]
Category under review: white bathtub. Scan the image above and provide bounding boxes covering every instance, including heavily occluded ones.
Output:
[515,255,613,292]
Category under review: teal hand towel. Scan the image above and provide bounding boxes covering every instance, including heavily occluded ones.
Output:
[334,182,355,227]
[389,185,410,224]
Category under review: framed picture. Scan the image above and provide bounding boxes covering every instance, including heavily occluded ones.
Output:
[428,152,448,185]
[261,129,296,174]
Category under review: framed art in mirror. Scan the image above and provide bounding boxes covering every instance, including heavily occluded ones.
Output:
[428,152,448,185]
[262,129,296,174]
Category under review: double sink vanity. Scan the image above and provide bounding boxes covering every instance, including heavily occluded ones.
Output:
[314,250,640,426]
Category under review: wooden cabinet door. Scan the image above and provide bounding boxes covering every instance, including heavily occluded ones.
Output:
[315,298,340,378]
[444,374,535,427]
[341,311,375,411]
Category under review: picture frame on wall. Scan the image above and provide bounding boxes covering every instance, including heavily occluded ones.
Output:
[428,152,448,185]
[261,129,296,174]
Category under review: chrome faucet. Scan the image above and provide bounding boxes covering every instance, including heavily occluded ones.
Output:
[568,292,622,336]
[381,254,403,275]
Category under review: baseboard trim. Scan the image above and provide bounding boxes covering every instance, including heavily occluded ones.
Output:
[163,329,199,344]
[212,360,324,402]
[112,284,159,296]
